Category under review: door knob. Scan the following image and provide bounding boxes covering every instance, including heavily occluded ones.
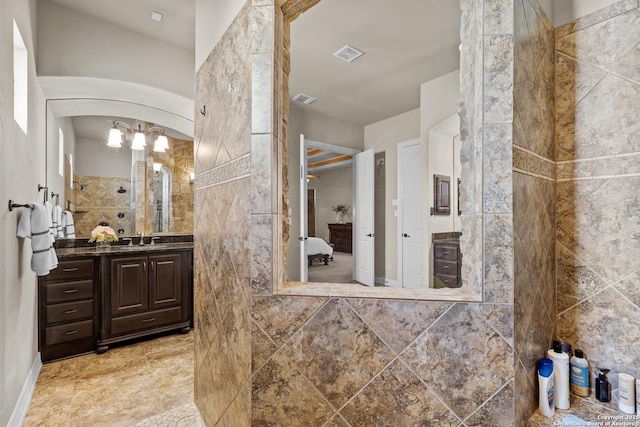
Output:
[366,233,374,237]
[403,233,410,238]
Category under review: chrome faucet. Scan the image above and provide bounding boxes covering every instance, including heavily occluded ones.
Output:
[137,232,145,246]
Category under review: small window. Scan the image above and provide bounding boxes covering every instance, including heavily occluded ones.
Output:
[13,20,28,134]
[59,128,64,177]
[69,153,74,188]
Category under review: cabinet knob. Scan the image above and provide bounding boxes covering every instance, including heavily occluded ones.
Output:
[63,330,78,336]
[63,268,78,272]
[63,289,78,294]
[142,318,155,323]
[64,309,78,314]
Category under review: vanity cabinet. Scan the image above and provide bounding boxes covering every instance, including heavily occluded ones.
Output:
[433,242,461,288]
[38,258,99,362]
[98,251,192,352]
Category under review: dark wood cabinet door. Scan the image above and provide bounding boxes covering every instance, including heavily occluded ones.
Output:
[148,253,182,309]
[110,256,148,315]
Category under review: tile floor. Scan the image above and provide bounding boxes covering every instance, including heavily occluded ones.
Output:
[23,331,204,426]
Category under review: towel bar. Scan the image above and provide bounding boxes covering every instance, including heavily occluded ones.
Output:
[8,200,32,211]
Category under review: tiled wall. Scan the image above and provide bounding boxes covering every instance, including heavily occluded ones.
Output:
[555,1,640,395]
[73,174,133,237]
[194,0,521,425]
[193,2,253,426]
[512,0,557,424]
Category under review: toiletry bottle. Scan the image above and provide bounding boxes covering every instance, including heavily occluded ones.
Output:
[595,369,611,402]
[570,349,589,397]
[548,342,570,409]
[618,373,635,414]
[538,358,555,418]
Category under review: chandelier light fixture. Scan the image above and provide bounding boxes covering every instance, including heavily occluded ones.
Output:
[107,120,169,152]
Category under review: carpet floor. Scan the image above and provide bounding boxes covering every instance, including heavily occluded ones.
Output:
[308,251,353,283]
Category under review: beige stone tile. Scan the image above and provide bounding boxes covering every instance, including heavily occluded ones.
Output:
[251,319,278,372]
[251,295,328,346]
[341,359,460,426]
[252,351,334,426]
[346,298,452,354]
[465,379,515,426]
[282,299,394,408]
[401,303,514,420]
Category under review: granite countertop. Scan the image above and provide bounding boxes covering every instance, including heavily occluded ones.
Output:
[432,231,462,245]
[54,235,193,258]
[55,242,194,258]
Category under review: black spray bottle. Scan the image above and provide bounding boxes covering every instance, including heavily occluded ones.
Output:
[596,369,611,402]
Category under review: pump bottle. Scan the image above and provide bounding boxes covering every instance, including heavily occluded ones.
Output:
[596,369,611,402]
[547,342,570,409]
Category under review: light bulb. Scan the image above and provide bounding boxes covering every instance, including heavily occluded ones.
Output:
[107,126,123,148]
[156,135,169,150]
[131,131,146,150]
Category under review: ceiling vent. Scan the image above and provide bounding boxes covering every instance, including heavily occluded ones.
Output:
[333,45,364,63]
[292,93,317,105]
[151,11,163,22]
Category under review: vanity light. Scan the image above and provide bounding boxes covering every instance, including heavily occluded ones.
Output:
[107,120,168,152]
[107,124,123,148]
[189,172,195,184]
[131,129,146,151]
[153,162,162,172]
[153,135,169,152]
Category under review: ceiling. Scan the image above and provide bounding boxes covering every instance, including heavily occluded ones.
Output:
[45,0,460,131]
[289,0,461,125]
[49,0,195,51]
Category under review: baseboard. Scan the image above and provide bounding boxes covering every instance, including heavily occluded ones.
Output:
[375,277,399,287]
[7,353,42,427]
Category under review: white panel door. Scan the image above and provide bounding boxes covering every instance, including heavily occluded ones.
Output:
[354,149,374,287]
[299,134,308,282]
[398,140,422,289]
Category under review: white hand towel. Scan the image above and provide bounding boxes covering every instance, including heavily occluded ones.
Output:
[55,205,64,238]
[16,203,58,276]
[45,201,56,240]
[61,211,76,238]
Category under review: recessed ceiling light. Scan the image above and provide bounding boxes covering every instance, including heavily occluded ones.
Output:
[292,93,317,105]
[333,45,364,63]
[151,11,163,22]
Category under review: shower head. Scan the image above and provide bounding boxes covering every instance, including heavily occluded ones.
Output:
[73,181,89,190]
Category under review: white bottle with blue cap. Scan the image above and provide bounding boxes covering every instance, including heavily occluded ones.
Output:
[538,358,555,417]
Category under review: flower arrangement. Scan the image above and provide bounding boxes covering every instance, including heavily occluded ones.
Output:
[332,204,350,223]
[332,204,350,214]
[88,225,118,243]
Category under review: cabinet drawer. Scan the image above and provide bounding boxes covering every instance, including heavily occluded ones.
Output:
[46,280,94,304]
[111,306,182,336]
[434,274,460,288]
[434,244,458,261]
[45,320,94,346]
[434,260,458,276]
[46,300,94,324]
[46,259,94,281]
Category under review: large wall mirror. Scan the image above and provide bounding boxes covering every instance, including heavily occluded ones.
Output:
[280,0,480,300]
[45,100,194,239]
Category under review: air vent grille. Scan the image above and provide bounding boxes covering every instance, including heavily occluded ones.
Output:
[292,93,317,105]
[333,45,364,62]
